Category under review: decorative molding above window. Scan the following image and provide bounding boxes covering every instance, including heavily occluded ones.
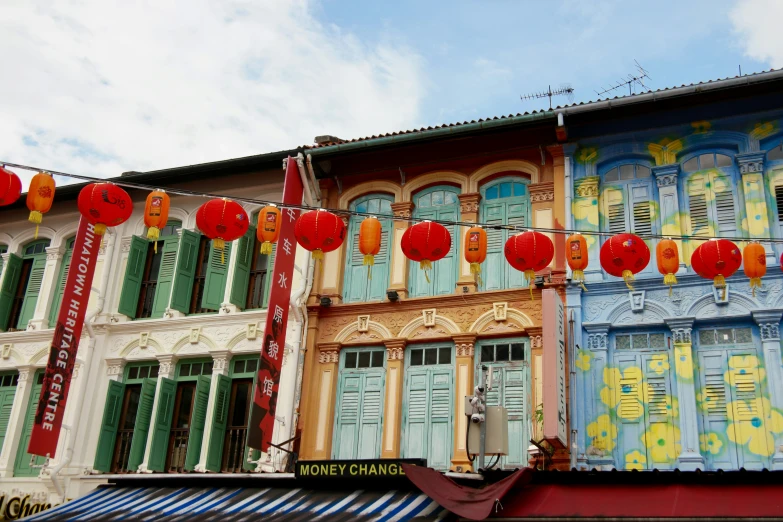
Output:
[529,182,555,203]
[574,176,599,198]
[735,151,765,174]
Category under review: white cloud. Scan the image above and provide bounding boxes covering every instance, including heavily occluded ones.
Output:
[731,0,783,68]
[0,0,425,184]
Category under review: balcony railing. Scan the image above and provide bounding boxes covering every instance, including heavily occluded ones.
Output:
[167,429,190,473]
[222,427,247,473]
[112,431,134,473]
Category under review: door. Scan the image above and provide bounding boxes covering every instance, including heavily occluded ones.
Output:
[480,179,530,291]
[403,345,454,470]
[332,349,385,460]
[221,378,253,472]
[166,382,196,472]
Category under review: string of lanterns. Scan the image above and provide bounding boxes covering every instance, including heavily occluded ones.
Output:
[0,161,777,295]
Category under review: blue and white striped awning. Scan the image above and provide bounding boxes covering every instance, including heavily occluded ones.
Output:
[24,485,450,521]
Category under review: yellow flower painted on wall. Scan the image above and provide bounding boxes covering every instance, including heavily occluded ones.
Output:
[575,349,592,372]
[576,147,598,164]
[625,450,647,471]
[727,398,783,457]
[641,424,681,464]
[649,354,670,375]
[674,344,694,381]
[724,355,766,386]
[587,414,617,452]
[699,432,724,455]
[662,395,679,418]
[601,366,643,409]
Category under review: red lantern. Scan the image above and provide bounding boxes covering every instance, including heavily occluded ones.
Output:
[401,221,451,282]
[0,166,22,206]
[691,239,742,298]
[504,231,554,297]
[196,198,249,263]
[656,239,680,296]
[599,233,650,289]
[294,209,346,260]
[77,183,133,235]
[566,233,589,291]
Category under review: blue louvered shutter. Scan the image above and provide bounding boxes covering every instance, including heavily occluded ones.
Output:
[697,350,737,470]
[613,352,646,468]
[403,371,429,461]
[434,206,458,296]
[506,201,529,289]
[334,373,361,459]
[428,368,453,470]
[409,208,437,298]
[333,370,385,460]
[344,220,367,303]
[642,352,674,469]
[482,203,505,291]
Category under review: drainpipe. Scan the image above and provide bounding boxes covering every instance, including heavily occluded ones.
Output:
[563,145,573,279]
[47,228,117,500]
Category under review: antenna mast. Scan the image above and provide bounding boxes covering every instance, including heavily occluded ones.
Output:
[520,84,575,110]
[595,61,651,97]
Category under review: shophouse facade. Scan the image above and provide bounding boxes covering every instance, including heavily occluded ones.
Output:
[0,150,315,505]
[296,119,569,472]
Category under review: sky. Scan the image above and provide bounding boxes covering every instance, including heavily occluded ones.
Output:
[1,0,783,186]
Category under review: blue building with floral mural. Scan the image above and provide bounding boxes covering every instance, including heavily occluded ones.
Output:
[561,69,783,472]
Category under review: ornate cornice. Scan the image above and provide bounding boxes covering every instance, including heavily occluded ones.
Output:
[458,193,481,214]
[736,151,765,175]
[317,342,341,364]
[383,339,406,360]
[652,164,679,187]
[529,182,555,203]
[574,176,599,198]
[391,202,414,219]
[452,334,477,357]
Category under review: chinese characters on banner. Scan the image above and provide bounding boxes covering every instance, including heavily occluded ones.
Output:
[247,156,304,452]
[28,218,101,457]
[542,288,567,447]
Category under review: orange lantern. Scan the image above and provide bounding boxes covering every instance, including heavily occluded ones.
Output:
[26,172,55,239]
[691,239,742,299]
[144,190,170,253]
[566,233,588,291]
[257,205,282,254]
[464,226,487,284]
[401,221,451,282]
[359,216,382,279]
[196,198,249,263]
[77,183,133,235]
[294,209,346,260]
[0,166,22,206]
[504,230,555,298]
[743,242,766,296]
[599,233,650,290]
[656,239,680,296]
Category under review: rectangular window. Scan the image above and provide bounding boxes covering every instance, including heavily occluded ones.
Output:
[409,347,451,366]
[615,333,667,350]
[698,327,753,346]
[481,342,525,362]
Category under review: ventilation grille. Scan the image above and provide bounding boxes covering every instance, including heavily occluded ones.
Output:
[647,378,668,416]
[733,374,760,421]
[632,201,652,236]
[608,202,626,234]
[362,390,382,421]
[703,374,727,417]
[339,390,360,420]
[618,380,641,419]
[715,191,736,234]
[431,389,451,418]
[689,193,709,235]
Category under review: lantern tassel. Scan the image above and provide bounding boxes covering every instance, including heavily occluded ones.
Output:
[622,269,635,290]
[364,254,375,280]
[750,277,762,297]
[525,269,535,300]
[313,249,324,261]
[664,273,678,297]
[261,241,273,255]
[29,210,43,239]
[714,275,727,300]
[470,262,483,287]
[94,223,107,236]
[147,226,160,254]
[420,260,432,283]
[572,269,587,292]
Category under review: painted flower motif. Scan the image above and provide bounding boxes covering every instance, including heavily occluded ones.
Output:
[641,424,681,464]
[674,344,694,381]
[600,366,643,410]
[624,450,647,471]
[587,414,617,452]
[662,395,679,418]
[648,354,670,375]
[724,355,766,386]
[575,349,592,372]
[726,398,783,457]
[699,432,724,455]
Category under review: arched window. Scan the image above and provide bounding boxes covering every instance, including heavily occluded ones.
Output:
[600,162,655,237]
[49,237,76,325]
[409,186,460,298]
[0,238,51,331]
[479,176,530,291]
[344,194,393,303]
[680,150,739,238]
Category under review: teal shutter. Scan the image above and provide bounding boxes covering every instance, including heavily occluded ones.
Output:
[505,202,528,289]
[726,350,767,469]
[229,227,254,309]
[369,223,391,301]
[184,375,212,471]
[150,236,180,318]
[333,371,384,460]
[147,377,176,472]
[613,352,646,468]
[118,236,148,318]
[344,221,367,303]
[0,254,22,331]
[0,385,18,455]
[93,380,125,472]
[16,255,46,330]
[403,367,453,470]
[261,246,276,309]
[409,209,437,298]
[434,206,457,296]
[358,373,384,459]
[206,374,231,471]
[697,350,737,470]
[48,247,74,326]
[201,242,231,311]
[14,378,46,476]
[501,367,527,468]
[127,378,157,471]
[170,230,200,313]
[482,203,505,291]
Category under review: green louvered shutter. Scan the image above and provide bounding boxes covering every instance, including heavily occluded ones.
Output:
[150,237,180,318]
[201,242,231,311]
[403,370,429,462]
[16,255,46,330]
[93,380,125,472]
[48,244,74,326]
[206,374,231,471]
[14,376,46,476]
[184,375,212,471]
[0,254,22,332]
[118,236,149,318]
[244,379,260,471]
[127,378,157,471]
[261,246,276,309]
[147,377,176,472]
[229,227,254,309]
[482,203,505,291]
[170,230,200,313]
[0,385,18,455]
[0,245,7,275]
[334,373,362,459]
[358,372,384,459]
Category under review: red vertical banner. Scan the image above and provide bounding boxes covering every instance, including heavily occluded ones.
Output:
[247,156,304,451]
[28,218,101,457]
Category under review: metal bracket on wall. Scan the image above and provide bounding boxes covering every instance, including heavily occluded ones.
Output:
[399,167,406,187]
[529,438,554,470]
[334,176,342,195]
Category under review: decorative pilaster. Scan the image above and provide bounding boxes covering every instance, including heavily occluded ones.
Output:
[451,334,477,471]
[105,358,126,381]
[583,323,612,469]
[195,350,233,472]
[752,311,783,469]
[388,202,415,299]
[665,317,703,470]
[526,326,544,441]
[530,182,556,272]
[138,354,179,472]
[573,177,601,281]
[457,193,481,293]
[382,339,406,459]
[310,343,340,459]
[652,164,686,272]
[737,152,775,264]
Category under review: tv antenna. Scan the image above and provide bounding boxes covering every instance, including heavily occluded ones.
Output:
[520,83,575,110]
[595,61,651,97]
